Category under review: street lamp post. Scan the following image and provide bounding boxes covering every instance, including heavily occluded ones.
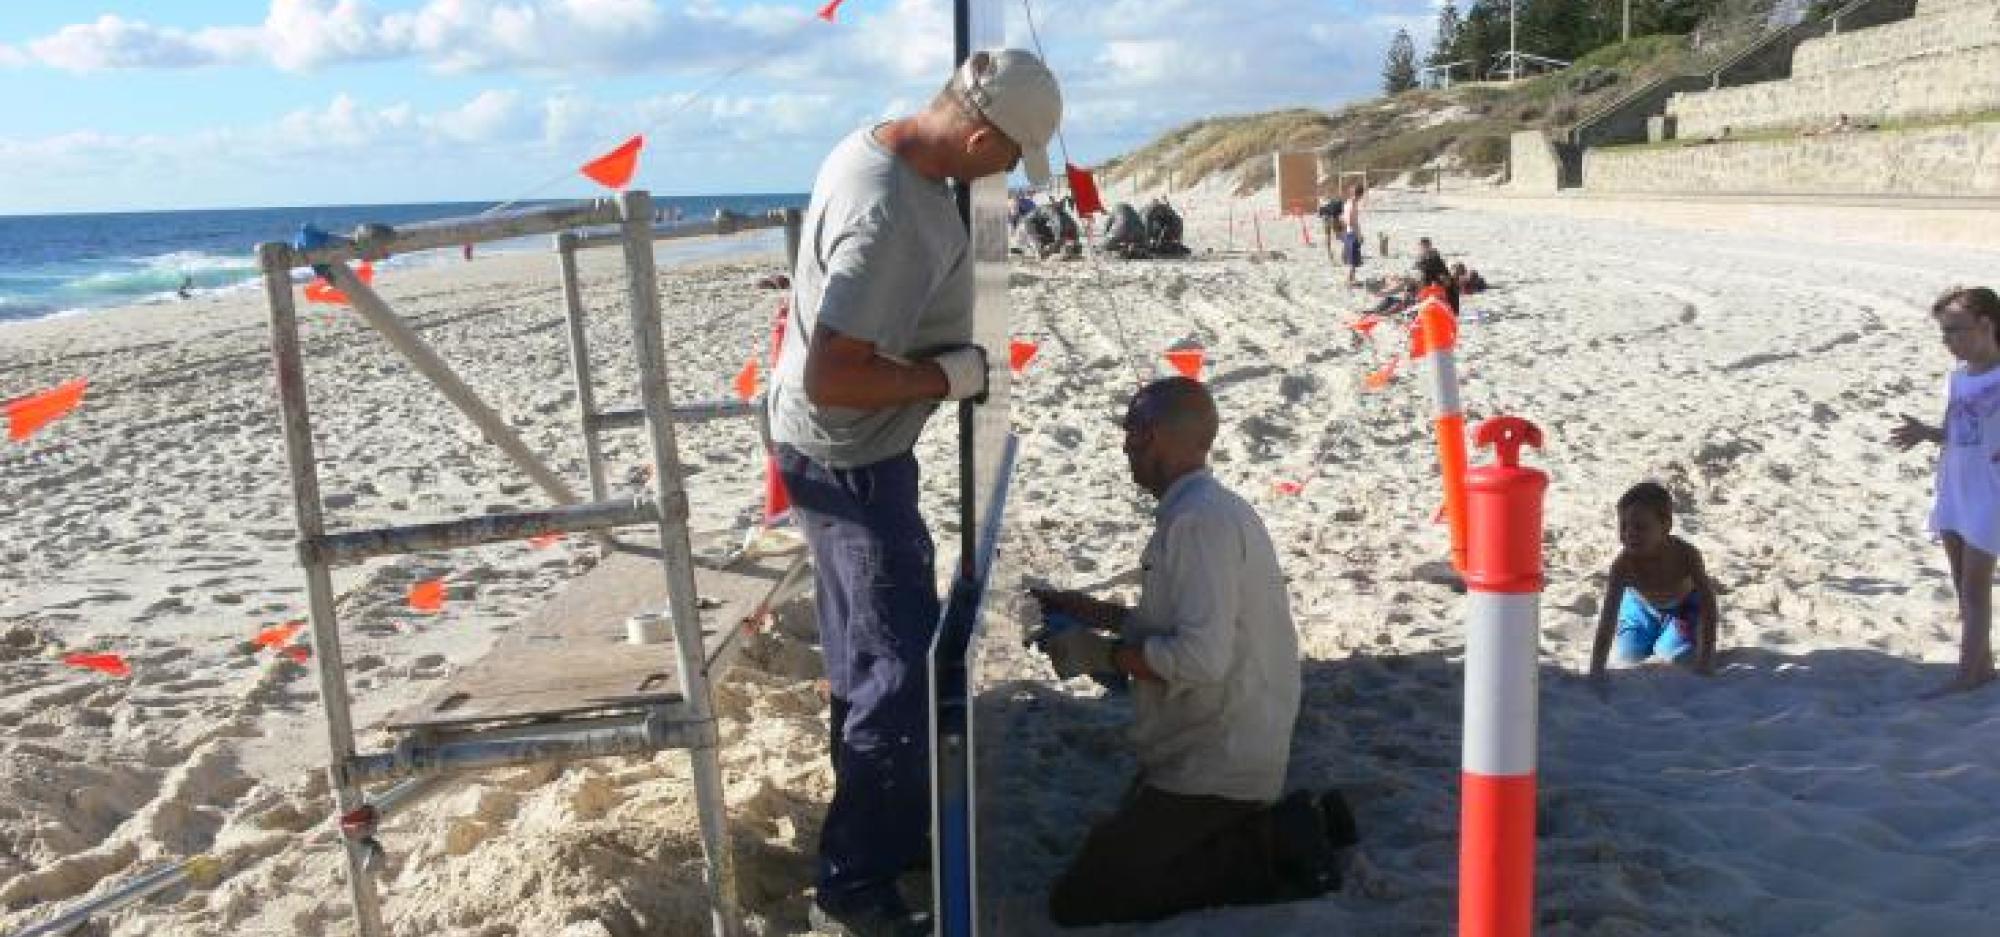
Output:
[1508,0,1518,81]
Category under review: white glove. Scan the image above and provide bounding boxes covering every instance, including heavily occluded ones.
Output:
[931,346,989,402]
[1044,628,1117,681]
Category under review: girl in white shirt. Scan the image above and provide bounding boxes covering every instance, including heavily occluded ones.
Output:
[1892,286,2000,697]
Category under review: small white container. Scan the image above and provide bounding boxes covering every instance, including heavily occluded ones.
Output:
[626,609,671,645]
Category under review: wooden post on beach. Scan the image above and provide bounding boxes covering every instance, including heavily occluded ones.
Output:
[1459,417,1547,937]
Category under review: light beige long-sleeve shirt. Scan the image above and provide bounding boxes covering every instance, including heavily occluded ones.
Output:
[1127,469,1301,803]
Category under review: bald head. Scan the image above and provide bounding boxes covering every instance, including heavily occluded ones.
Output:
[1127,376,1218,453]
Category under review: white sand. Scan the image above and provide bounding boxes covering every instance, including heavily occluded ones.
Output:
[4,193,2000,936]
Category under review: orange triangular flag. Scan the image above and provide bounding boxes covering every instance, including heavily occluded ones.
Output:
[1350,315,1382,335]
[408,579,445,613]
[302,261,374,305]
[1009,339,1039,375]
[1363,356,1401,391]
[63,652,131,678]
[528,533,563,549]
[1273,479,1305,496]
[580,135,644,190]
[252,621,306,649]
[1164,348,1205,381]
[817,0,847,21]
[1066,164,1103,217]
[5,378,88,441]
[732,357,759,402]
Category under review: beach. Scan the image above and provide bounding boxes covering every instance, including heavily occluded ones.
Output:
[4,191,2000,936]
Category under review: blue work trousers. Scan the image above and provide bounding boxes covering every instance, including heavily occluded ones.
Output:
[776,445,939,908]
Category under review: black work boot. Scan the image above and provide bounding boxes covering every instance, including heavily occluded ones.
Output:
[1319,789,1360,850]
[808,893,933,937]
[1271,790,1343,900]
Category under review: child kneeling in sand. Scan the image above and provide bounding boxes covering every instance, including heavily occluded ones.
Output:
[1589,482,1721,688]
[1890,286,2000,697]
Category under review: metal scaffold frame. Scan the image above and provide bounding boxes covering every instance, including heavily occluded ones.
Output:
[255,191,803,937]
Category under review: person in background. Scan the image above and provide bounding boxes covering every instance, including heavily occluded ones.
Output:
[1587,482,1723,694]
[1315,193,1343,265]
[1340,181,1366,287]
[1452,261,1487,294]
[1890,286,2000,697]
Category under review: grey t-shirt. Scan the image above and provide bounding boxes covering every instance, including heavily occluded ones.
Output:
[768,127,974,468]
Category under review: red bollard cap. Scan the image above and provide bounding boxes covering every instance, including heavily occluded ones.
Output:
[1464,416,1548,594]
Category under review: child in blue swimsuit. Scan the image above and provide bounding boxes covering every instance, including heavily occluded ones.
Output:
[1589,482,1722,690]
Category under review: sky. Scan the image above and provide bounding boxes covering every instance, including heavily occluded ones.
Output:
[0,0,1437,215]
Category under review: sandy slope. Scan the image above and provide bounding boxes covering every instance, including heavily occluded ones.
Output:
[3,194,1999,936]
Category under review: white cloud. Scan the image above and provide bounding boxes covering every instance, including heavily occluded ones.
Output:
[13,0,817,74]
[433,89,534,143]
[27,15,233,71]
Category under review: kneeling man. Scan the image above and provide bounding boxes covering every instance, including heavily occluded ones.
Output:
[1031,377,1353,927]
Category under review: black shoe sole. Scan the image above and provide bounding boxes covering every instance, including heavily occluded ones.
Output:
[1319,789,1359,850]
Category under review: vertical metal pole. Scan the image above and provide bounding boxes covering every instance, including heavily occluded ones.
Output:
[780,208,804,274]
[256,243,386,937]
[1509,0,1518,82]
[556,233,611,505]
[615,190,740,937]
[952,0,978,579]
[1622,0,1630,42]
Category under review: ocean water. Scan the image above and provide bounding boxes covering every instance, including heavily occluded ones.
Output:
[0,194,806,324]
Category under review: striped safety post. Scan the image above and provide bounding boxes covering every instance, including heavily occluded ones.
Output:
[1459,416,1548,937]
[1412,297,1469,571]
[761,298,793,525]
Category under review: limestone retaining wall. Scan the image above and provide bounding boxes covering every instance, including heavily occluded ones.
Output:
[1584,120,2000,195]
[1668,44,2000,136]
[1506,130,1563,194]
[1918,0,1996,16]
[1793,4,2000,75]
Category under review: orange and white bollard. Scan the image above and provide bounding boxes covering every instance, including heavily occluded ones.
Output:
[1413,297,1469,571]
[1459,416,1547,937]
[761,299,793,525]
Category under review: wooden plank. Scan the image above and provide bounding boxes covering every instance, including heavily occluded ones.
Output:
[385,545,800,731]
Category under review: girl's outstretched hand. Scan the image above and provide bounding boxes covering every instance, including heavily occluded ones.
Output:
[1890,413,1939,450]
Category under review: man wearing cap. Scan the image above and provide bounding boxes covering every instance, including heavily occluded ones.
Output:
[768,48,1061,937]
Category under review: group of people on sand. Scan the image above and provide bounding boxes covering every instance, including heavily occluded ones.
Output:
[1349,233,1488,326]
[1010,193,1190,260]
[765,44,2000,937]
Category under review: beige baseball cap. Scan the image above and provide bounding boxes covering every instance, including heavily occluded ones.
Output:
[954,48,1063,186]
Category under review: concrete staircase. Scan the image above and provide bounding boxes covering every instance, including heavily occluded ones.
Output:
[1667,0,2000,138]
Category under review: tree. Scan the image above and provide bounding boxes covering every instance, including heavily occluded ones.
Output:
[1383,28,1419,93]
[1452,0,1507,80]
[1430,1,1464,78]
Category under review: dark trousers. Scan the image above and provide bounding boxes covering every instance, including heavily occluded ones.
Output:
[776,445,939,908]
[1048,783,1289,927]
